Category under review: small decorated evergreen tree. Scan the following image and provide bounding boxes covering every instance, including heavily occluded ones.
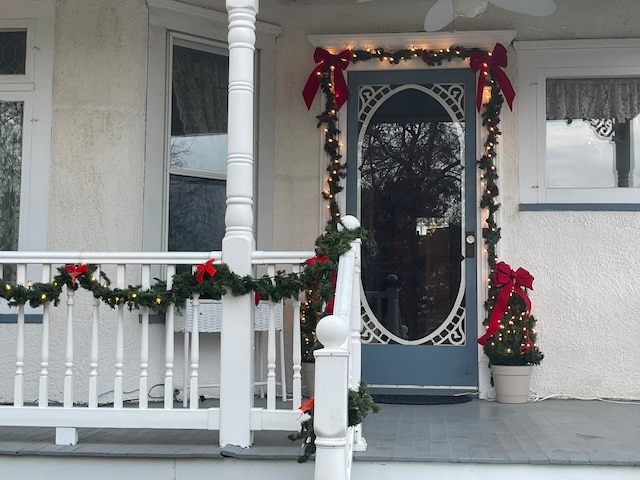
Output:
[479,261,543,366]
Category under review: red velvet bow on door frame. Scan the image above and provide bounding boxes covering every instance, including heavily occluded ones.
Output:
[302,48,352,111]
[477,261,533,346]
[469,43,516,112]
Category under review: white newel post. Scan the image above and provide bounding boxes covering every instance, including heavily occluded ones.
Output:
[314,314,350,480]
[221,0,258,448]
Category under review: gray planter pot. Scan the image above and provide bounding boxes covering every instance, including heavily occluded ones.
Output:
[491,365,532,404]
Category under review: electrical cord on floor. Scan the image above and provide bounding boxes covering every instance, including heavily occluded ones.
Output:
[529,392,640,405]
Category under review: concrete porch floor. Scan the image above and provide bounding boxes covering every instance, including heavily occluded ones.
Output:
[0,398,639,467]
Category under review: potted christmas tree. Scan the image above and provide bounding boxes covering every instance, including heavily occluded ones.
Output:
[478,261,543,403]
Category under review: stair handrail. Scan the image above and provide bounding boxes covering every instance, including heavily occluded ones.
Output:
[313,216,361,480]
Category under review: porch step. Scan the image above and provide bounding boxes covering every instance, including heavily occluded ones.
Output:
[1,455,638,480]
[2,399,639,480]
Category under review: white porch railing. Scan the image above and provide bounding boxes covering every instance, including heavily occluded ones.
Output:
[0,249,313,445]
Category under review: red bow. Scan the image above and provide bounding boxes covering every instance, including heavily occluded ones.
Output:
[469,43,515,112]
[299,397,314,414]
[65,264,88,284]
[478,261,533,346]
[305,255,329,265]
[195,258,216,283]
[302,48,352,111]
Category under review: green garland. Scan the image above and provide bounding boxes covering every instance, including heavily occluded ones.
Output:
[288,380,379,463]
[313,44,508,353]
[315,44,502,263]
[0,225,366,315]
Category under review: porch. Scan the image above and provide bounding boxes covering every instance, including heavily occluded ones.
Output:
[1,398,638,479]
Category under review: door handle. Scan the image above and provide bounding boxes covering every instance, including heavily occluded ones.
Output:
[465,231,476,258]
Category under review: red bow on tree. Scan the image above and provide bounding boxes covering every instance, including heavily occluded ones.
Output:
[195,258,216,283]
[477,261,533,346]
[65,264,88,285]
[469,43,516,112]
[302,48,352,111]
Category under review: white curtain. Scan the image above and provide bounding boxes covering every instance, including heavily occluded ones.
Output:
[546,77,640,122]
[172,45,228,135]
[0,101,23,279]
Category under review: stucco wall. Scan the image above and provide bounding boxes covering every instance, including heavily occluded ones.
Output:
[49,0,148,252]
[22,0,162,403]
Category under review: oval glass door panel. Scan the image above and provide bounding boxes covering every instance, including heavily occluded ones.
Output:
[360,84,465,345]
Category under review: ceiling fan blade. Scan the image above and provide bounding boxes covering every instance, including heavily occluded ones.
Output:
[424,0,455,32]
[489,0,556,16]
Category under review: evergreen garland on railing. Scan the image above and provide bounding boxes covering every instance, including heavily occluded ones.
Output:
[0,225,366,315]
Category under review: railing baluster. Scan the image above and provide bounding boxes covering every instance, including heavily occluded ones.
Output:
[164,264,176,409]
[88,265,101,408]
[266,265,277,409]
[114,264,125,409]
[279,301,287,402]
[139,264,150,409]
[39,264,52,407]
[292,264,302,409]
[14,264,26,407]
[189,292,200,409]
[64,286,75,408]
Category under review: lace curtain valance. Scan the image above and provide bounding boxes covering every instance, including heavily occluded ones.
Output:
[546,77,640,122]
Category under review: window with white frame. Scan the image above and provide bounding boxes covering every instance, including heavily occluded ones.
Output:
[516,39,640,209]
[0,2,54,280]
[143,0,280,253]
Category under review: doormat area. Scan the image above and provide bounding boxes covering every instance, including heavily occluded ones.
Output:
[371,394,472,405]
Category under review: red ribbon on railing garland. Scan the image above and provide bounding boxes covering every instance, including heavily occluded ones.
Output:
[195,258,216,284]
[469,43,515,112]
[305,255,329,265]
[299,397,314,414]
[65,263,88,284]
[477,261,533,346]
[302,48,352,111]
[305,255,336,314]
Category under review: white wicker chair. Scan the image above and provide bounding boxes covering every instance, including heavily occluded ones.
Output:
[176,299,286,406]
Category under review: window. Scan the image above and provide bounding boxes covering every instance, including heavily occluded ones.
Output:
[515,39,640,209]
[168,39,228,253]
[0,30,27,74]
[0,3,54,280]
[143,0,281,252]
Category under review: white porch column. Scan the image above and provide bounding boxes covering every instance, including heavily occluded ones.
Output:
[220,0,258,448]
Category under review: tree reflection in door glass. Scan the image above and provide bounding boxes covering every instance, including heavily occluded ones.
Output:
[361,110,463,342]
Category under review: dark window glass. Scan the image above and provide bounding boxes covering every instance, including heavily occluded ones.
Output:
[0,31,27,75]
